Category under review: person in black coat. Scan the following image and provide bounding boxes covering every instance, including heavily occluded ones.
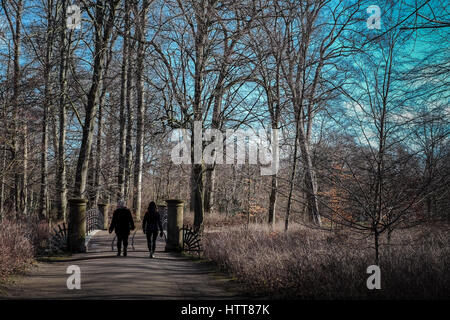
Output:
[109,200,135,256]
[142,201,163,258]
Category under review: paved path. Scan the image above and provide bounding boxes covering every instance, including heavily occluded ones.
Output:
[1,231,240,299]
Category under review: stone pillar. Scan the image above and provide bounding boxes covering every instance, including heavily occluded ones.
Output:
[98,203,109,230]
[165,199,184,252]
[68,198,87,253]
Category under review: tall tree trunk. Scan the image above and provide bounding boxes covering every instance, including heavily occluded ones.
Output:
[204,166,215,213]
[118,0,129,201]
[133,0,150,222]
[267,113,279,228]
[204,66,226,214]
[0,147,5,219]
[0,59,11,219]
[124,54,133,201]
[57,0,68,221]
[20,124,28,215]
[124,23,135,201]
[73,0,119,198]
[39,0,55,219]
[9,0,23,215]
[268,61,281,228]
[39,63,50,219]
[285,117,299,231]
[91,33,114,207]
[268,174,277,226]
[298,125,321,226]
[93,102,103,206]
[104,107,114,202]
[191,0,208,228]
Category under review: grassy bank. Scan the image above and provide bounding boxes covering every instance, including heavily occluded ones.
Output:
[203,222,450,299]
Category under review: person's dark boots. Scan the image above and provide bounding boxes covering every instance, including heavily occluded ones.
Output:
[117,251,121,256]
[123,248,127,257]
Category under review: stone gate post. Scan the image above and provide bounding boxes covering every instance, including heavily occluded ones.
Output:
[165,199,184,252]
[68,198,87,253]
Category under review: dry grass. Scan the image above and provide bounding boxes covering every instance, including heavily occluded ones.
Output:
[203,222,450,299]
[0,218,35,282]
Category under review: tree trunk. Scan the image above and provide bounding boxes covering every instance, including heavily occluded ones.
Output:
[20,124,28,215]
[118,0,129,201]
[298,125,321,226]
[285,117,300,231]
[39,39,51,219]
[0,146,4,219]
[268,174,277,227]
[204,167,215,213]
[93,102,103,206]
[191,0,208,228]
[92,28,115,207]
[192,162,205,228]
[11,0,23,215]
[39,1,54,219]
[124,55,133,201]
[104,101,115,202]
[73,0,119,198]
[204,65,226,214]
[57,0,68,221]
[133,0,150,222]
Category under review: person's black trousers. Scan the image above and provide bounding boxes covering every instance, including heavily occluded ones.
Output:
[117,233,129,255]
[146,230,158,253]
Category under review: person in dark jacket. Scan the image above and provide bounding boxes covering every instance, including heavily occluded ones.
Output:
[142,201,163,258]
[109,200,135,256]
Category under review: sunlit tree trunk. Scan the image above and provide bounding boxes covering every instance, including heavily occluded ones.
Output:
[74,0,120,198]
[133,0,150,222]
[124,52,133,201]
[118,0,129,201]
[20,124,27,215]
[4,0,24,215]
[39,1,53,219]
[57,0,68,221]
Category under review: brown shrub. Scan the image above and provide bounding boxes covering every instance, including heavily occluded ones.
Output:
[0,218,35,281]
[203,222,450,299]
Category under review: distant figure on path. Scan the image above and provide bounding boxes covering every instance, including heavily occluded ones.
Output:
[109,200,135,257]
[142,201,164,258]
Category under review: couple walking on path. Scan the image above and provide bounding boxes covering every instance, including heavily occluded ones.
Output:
[109,200,164,258]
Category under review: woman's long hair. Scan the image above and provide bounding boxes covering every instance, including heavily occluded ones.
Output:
[147,201,157,216]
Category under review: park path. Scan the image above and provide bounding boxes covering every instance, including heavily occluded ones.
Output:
[1,231,240,299]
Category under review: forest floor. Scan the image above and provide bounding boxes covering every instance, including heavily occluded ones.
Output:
[0,231,242,299]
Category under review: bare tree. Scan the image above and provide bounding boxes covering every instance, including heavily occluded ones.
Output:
[38,0,57,219]
[133,0,151,221]
[117,0,129,201]
[73,0,120,198]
